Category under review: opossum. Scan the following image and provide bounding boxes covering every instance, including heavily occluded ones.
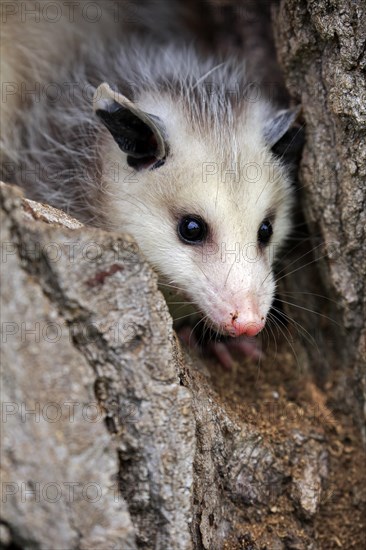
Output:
[0,0,299,364]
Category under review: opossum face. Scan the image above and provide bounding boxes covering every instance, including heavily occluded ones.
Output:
[95,84,296,337]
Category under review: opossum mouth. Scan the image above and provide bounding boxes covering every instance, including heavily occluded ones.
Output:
[180,303,265,340]
[206,319,264,339]
[158,281,265,339]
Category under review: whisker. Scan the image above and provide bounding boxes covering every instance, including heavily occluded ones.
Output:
[224,259,236,288]
[270,306,319,352]
[271,241,325,281]
[188,314,210,348]
[173,311,203,322]
[158,282,187,293]
[165,301,196,305]
[274,251,331,285]
[279,290,339,305]
[265,313,279,363]
[274,123,305,159]
[191,259,209,281]
[269,313,302,373]
[273,298,341,328]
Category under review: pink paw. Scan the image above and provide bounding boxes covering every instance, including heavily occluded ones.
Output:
[206,336,263,369]
[177,326,263,369]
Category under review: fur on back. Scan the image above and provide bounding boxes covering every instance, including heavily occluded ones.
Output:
[1,5,283,221]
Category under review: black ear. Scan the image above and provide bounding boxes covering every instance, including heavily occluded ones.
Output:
[271,125,305,164]
[264,106,301,148]
[93,83,168,170]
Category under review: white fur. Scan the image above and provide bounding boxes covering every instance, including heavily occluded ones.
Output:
[0,1,294,335]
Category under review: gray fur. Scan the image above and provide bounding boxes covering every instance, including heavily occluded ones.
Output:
[1,37,277,220]
[0,2,299,339]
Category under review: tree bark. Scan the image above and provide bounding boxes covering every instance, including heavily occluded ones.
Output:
[1,179,365,549]
[1,1,365,548]
[273,0,366,439]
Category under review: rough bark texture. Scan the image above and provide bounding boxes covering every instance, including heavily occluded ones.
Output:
[272,0,366,439]
[1,183,197,549]
[1,182,365,549]
[1,2,365,548]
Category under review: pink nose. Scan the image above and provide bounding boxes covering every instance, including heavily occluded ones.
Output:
[223,303,265,337]
[230,319,265,337]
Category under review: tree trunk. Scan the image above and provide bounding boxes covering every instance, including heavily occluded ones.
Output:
[1,1,365,549]
[273,0,366,441]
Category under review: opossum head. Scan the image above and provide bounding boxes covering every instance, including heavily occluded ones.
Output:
[94,83,298,337]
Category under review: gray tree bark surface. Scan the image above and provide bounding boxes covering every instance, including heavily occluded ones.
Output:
[1,183,195,549]
[273,0,366,439]
[1,180,365,549]
[1,2,365,548]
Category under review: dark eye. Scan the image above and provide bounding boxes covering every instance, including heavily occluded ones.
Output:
[258,220,273,245]
[178,216,207,244]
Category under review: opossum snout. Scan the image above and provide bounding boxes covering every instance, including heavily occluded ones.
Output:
[223,304,265,338]
[227,318,265,338]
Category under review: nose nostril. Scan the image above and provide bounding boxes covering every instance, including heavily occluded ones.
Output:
[230,318,265,337]
[230,311,239,321]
